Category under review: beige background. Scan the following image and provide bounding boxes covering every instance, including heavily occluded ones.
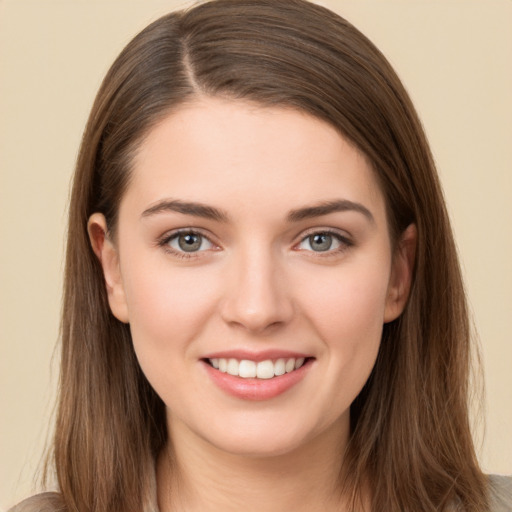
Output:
[1,0,511,509]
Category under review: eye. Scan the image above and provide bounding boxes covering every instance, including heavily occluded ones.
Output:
[163,230,215,254]
[296,230,351,253]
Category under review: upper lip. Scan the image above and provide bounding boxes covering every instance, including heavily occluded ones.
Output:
[202,349,313,362]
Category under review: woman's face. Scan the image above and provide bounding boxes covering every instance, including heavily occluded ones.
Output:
[91,97,412,457]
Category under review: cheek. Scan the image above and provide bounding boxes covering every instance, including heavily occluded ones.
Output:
[121,261,223,402]
[296,258,390,397]
[299,261,391,342]
[121,257,220,352]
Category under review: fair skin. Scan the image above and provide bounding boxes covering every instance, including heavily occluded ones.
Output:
[89,97,416,512]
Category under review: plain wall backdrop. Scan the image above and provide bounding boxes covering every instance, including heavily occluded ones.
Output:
[1,0,511,509]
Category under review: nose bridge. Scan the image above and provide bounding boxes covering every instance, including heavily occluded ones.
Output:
[220,239,293,333]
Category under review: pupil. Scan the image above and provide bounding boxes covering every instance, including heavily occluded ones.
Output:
[178,233,201,252]
[311,233,332,251]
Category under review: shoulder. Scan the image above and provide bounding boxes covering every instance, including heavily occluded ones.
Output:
[488,474,512,512]
[7,492,66,512]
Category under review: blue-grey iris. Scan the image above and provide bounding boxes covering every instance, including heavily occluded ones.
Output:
[309,233,332,251]
[178,233,202,252]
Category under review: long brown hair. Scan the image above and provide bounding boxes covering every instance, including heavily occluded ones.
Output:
[50,1,487,510]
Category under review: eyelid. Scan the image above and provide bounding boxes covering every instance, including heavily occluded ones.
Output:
[297,226,352,242]
[294,227,353,254]
[157,228,220,259]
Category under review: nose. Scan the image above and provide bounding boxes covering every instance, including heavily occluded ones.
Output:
[220,245,294,334]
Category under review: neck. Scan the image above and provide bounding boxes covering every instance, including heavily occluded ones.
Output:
[157,415,359,512]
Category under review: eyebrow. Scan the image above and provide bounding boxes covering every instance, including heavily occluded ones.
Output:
[141,199,230,222]
[141,198,374,224]
[286,199,374,224]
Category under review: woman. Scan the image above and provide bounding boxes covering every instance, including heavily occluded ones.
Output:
[10,0,511,511]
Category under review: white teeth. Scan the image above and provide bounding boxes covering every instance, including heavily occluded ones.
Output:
[256,360,274,379]
[210,357,307,379]
[238,360,257,378]
[285,358,295,373]
[227,358,239,376]
[274,358,286,376]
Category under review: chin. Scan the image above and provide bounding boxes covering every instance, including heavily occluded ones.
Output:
[193,411,344,461]
[208,430,311,459]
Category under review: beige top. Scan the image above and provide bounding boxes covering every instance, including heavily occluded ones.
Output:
[488,475,512,512]
[8,474,512,511]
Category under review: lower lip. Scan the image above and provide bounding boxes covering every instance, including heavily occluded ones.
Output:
[202,359,313,401]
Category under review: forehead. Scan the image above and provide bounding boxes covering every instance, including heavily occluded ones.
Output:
[124,97,386,225]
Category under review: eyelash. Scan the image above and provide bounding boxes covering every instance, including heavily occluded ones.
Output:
[157,228,353,260]
[295,228,353,258]
[157,229,217,260]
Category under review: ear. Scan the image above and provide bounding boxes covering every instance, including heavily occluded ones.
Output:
[87,213,130,323]
[384,223,417,323]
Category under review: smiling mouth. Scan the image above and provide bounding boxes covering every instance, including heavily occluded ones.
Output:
[205,357,310,379]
